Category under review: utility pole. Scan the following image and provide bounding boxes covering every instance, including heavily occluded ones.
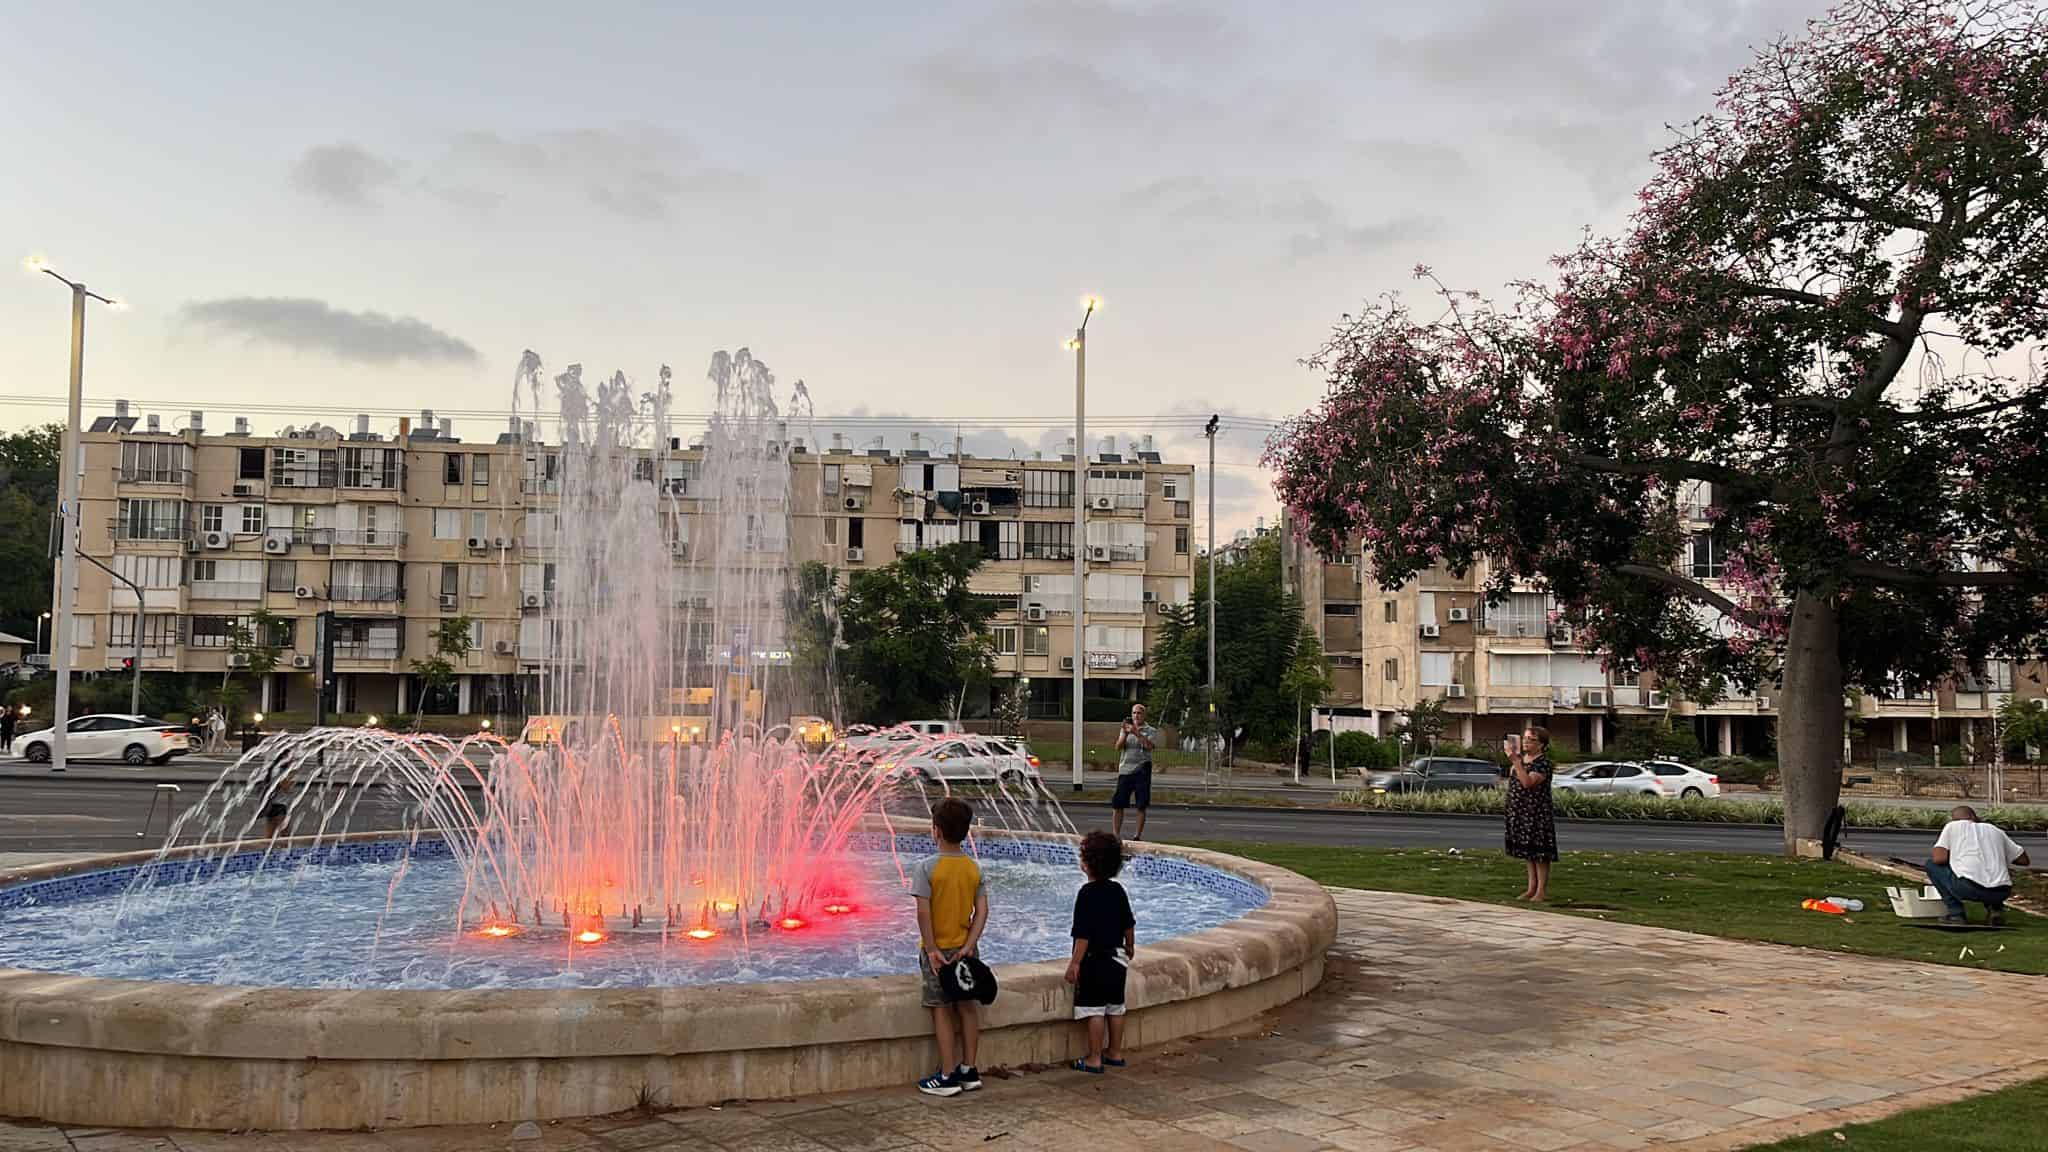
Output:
[77,553,144,714]
[26,257,121,774]
[1069,297,1098,792]
[1205,414,1219,786]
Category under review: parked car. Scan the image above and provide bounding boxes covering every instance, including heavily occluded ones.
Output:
[1638,759,1722,799]
[880,736,1042,786]
[1361,756,1503,794]
[11,714,193,765]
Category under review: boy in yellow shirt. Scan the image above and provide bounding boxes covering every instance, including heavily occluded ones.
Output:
[913,797,988,1096]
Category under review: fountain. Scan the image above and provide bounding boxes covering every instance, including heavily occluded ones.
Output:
[0,351,1335,1129]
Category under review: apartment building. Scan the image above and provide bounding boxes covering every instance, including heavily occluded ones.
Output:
[1293,481,2040,758]
[63,406,1195,719]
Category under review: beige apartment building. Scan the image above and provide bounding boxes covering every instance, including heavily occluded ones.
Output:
[1288,481,2039,761]
[63,405,1196,720]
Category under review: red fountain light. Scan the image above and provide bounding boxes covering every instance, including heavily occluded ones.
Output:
[778,916,806,931]
[574,929,606,944]
[685,926,719,941]
[476,923,522,939]
[823,903,854,915]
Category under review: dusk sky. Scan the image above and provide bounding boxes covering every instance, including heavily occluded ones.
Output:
[2,0,1825,536]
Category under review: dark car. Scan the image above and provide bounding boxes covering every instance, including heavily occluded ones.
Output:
[1362,756,1504,794]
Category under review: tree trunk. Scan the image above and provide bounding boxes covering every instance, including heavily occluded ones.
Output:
[1777,590,1844,855]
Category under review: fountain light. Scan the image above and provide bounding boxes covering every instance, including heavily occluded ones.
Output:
[713,899,739,914]
[778,917,806,931]
[685,926,718,941]
[574,929,606,944]
[476,923,522,939]
[823,903,854,916]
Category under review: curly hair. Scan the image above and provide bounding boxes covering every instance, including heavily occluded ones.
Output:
[930,797,974,845]
[1079,829,1124,880]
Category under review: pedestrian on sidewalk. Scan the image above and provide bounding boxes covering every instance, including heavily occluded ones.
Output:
[1504,725,1558,901]
[1926,806,2029,926]
[0,704,16,757]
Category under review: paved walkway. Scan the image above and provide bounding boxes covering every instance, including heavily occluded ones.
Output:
[5,889,2047,1151]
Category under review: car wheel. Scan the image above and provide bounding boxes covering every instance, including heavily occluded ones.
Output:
[123,743,149,765]
[998,769,1025,787]
[24,741,49,764]
[1681,787,1703,799]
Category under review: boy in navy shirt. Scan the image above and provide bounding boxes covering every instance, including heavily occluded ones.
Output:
[1065,829,1135,1072]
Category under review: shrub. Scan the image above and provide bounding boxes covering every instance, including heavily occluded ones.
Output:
[1699,755,1776,787]
[1612,717,1703,762]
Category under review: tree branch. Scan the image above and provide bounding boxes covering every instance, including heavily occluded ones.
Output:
[1616,563,1763,626]
[1566,454,1792,503]
[1801,175,1944,235]
[1842,560,2025,588]
[1727,281,1915,340]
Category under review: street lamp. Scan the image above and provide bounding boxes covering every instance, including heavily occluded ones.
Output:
[1069,295,1099,792]
[35,611,49,658]
[25,256,122,775]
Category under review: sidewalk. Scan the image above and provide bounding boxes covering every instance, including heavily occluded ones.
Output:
[4,888,2045,1150]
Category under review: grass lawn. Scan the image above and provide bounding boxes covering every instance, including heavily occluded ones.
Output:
[1185,841,2048,977]
[1736,1075,2048,1150]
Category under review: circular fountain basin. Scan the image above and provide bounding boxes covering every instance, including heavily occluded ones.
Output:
[0,829,1334,1130]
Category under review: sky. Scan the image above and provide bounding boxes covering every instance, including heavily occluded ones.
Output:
[0,0,1828,538]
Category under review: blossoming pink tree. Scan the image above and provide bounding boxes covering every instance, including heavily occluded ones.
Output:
[1268,0,2048,851]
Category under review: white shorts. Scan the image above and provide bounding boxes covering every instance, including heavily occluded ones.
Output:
[1073,1003,1127,1019]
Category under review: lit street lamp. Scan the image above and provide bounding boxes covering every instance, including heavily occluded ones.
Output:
[23,255,122,775]
[34,611,49,658]
[1068,295,1100,792]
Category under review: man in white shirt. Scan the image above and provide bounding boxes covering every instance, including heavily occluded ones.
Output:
[1927,807,2030,926]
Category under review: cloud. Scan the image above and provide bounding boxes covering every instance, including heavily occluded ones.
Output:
[426,126,708,220]
[177,298,479,366]
[1123,178,1434,261]
[291,144,399,209]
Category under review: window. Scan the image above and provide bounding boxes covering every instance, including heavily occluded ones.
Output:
[117,498,188,541]
[1084,520,1145,561]
[341,447,400,489]
[240,505,264,534]
[1420,653,1452,686]
[1613,667,1641,688]
[1023,521,1073,560]
[444,454,464,485]
[201,505,225,533]
[440,564,460,597]
[1491,592,1550,637]
[848,517,865,548]
[1384,600,1398,623]
[825,516,839,545]
[468,565,487,598]
[109,614,182,654]
[1489,653,1551,686]
[1326,603,1360,616]
[112,554,181,591]
[333,620,401,660]
[992,626,1019,656]
[1025,626,1050,656]
[1612,765,1643,779]
[119,440,190,483]
[434,509,462,539]
[1022,469,1073,508]
[331,560,401,602]
[1175,526,1189,554]
[1383,658,1399,682]
[823,465,840,497]
[1086,572,1143,614]
[189,616,239,649]
[267,560,297,593]
[192,559,215,583]
[471,511,488,541]
[238,448,265,481]
[1689,533,1725,579]
[190,558,260,600]
[271,447,336,488]
[472,454,490,486]
[1160,477,1182,500]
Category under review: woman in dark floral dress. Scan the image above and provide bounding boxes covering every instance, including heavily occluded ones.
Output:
[1504,724,1557,901]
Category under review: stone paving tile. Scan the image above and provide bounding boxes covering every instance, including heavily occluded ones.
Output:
[12,888,2048,1151]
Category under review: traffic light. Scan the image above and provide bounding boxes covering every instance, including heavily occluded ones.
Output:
[121,657,135,671]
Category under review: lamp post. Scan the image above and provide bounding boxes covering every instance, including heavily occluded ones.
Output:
[1204,415,1218,784]
[1068,296,1099,792]
[35,611,49,659]
[23,256,122,775]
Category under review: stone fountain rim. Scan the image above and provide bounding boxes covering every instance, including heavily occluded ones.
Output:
[0,826,1335,1063]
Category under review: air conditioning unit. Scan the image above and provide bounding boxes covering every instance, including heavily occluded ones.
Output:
[1647,690,1669,708]
[1024,605,1047,622]
[493,536,510,549]
[226,653,250,668]
[1445,684,1468,699]
[663,479,689,496]
[1059,656,1076,671]
[438,593,458,611]
[1141,590,1158,603]
[669,539,689,557]
[1447,607,1471,623]
[1550,625,1575,646]
[203,530,229,549]
[466,536,487,551]
[290,654,312,670]
[1582,688,1610,708]
[1420,624,1441,638]
[293,584,315,599]
[1091,495,1115,511]
[1088,546,1109,562]
[969,499,991,516]
[843,495,865,511]
[522,592,543,610]
[263,536,289,555]
[1156,600,1174,615]
[232,483,255,497]
[492,640,514,656]
[845,546,865,563]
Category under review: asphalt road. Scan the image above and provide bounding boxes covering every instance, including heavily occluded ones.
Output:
[0,775,1953,858]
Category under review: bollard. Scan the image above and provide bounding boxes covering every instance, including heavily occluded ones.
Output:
[137,783,182,839]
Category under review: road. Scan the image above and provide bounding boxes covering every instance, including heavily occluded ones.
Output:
[0,774,1954,859]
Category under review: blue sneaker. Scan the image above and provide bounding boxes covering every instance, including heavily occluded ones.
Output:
[918,1072,962,1097]
[956,1065,982,1091]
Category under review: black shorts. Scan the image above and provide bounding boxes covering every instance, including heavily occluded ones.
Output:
[1073,951,1128,1017]
[1111,766,1152,810]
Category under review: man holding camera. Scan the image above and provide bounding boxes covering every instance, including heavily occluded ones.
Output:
[1112,703,1158,841]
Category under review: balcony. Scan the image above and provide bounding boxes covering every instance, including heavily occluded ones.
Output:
[113,466,190,486]
[108,516,192,544]
[190,581,261,601]
[1086,598,1144,616]
[331,529,407,550]
[330,584,403,604]
[270,465,338,489]
[1486,616,1549,640]
[333,641,401,662]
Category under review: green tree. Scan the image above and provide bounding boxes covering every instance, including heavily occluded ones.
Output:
[784,561,843,719]
[218,609,287,725]
[2001,697,2048,760]
[1146,535,1318,752]
[1267,1,2048,851]
[1389,697,1448,752]
[835,543,996,723]
[410,617,474,720]
[0,424,61,645]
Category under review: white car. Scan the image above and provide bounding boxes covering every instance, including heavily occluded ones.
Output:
[1556,759,1720,799]
[880,736,1043,787]
[12,714,194,766]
